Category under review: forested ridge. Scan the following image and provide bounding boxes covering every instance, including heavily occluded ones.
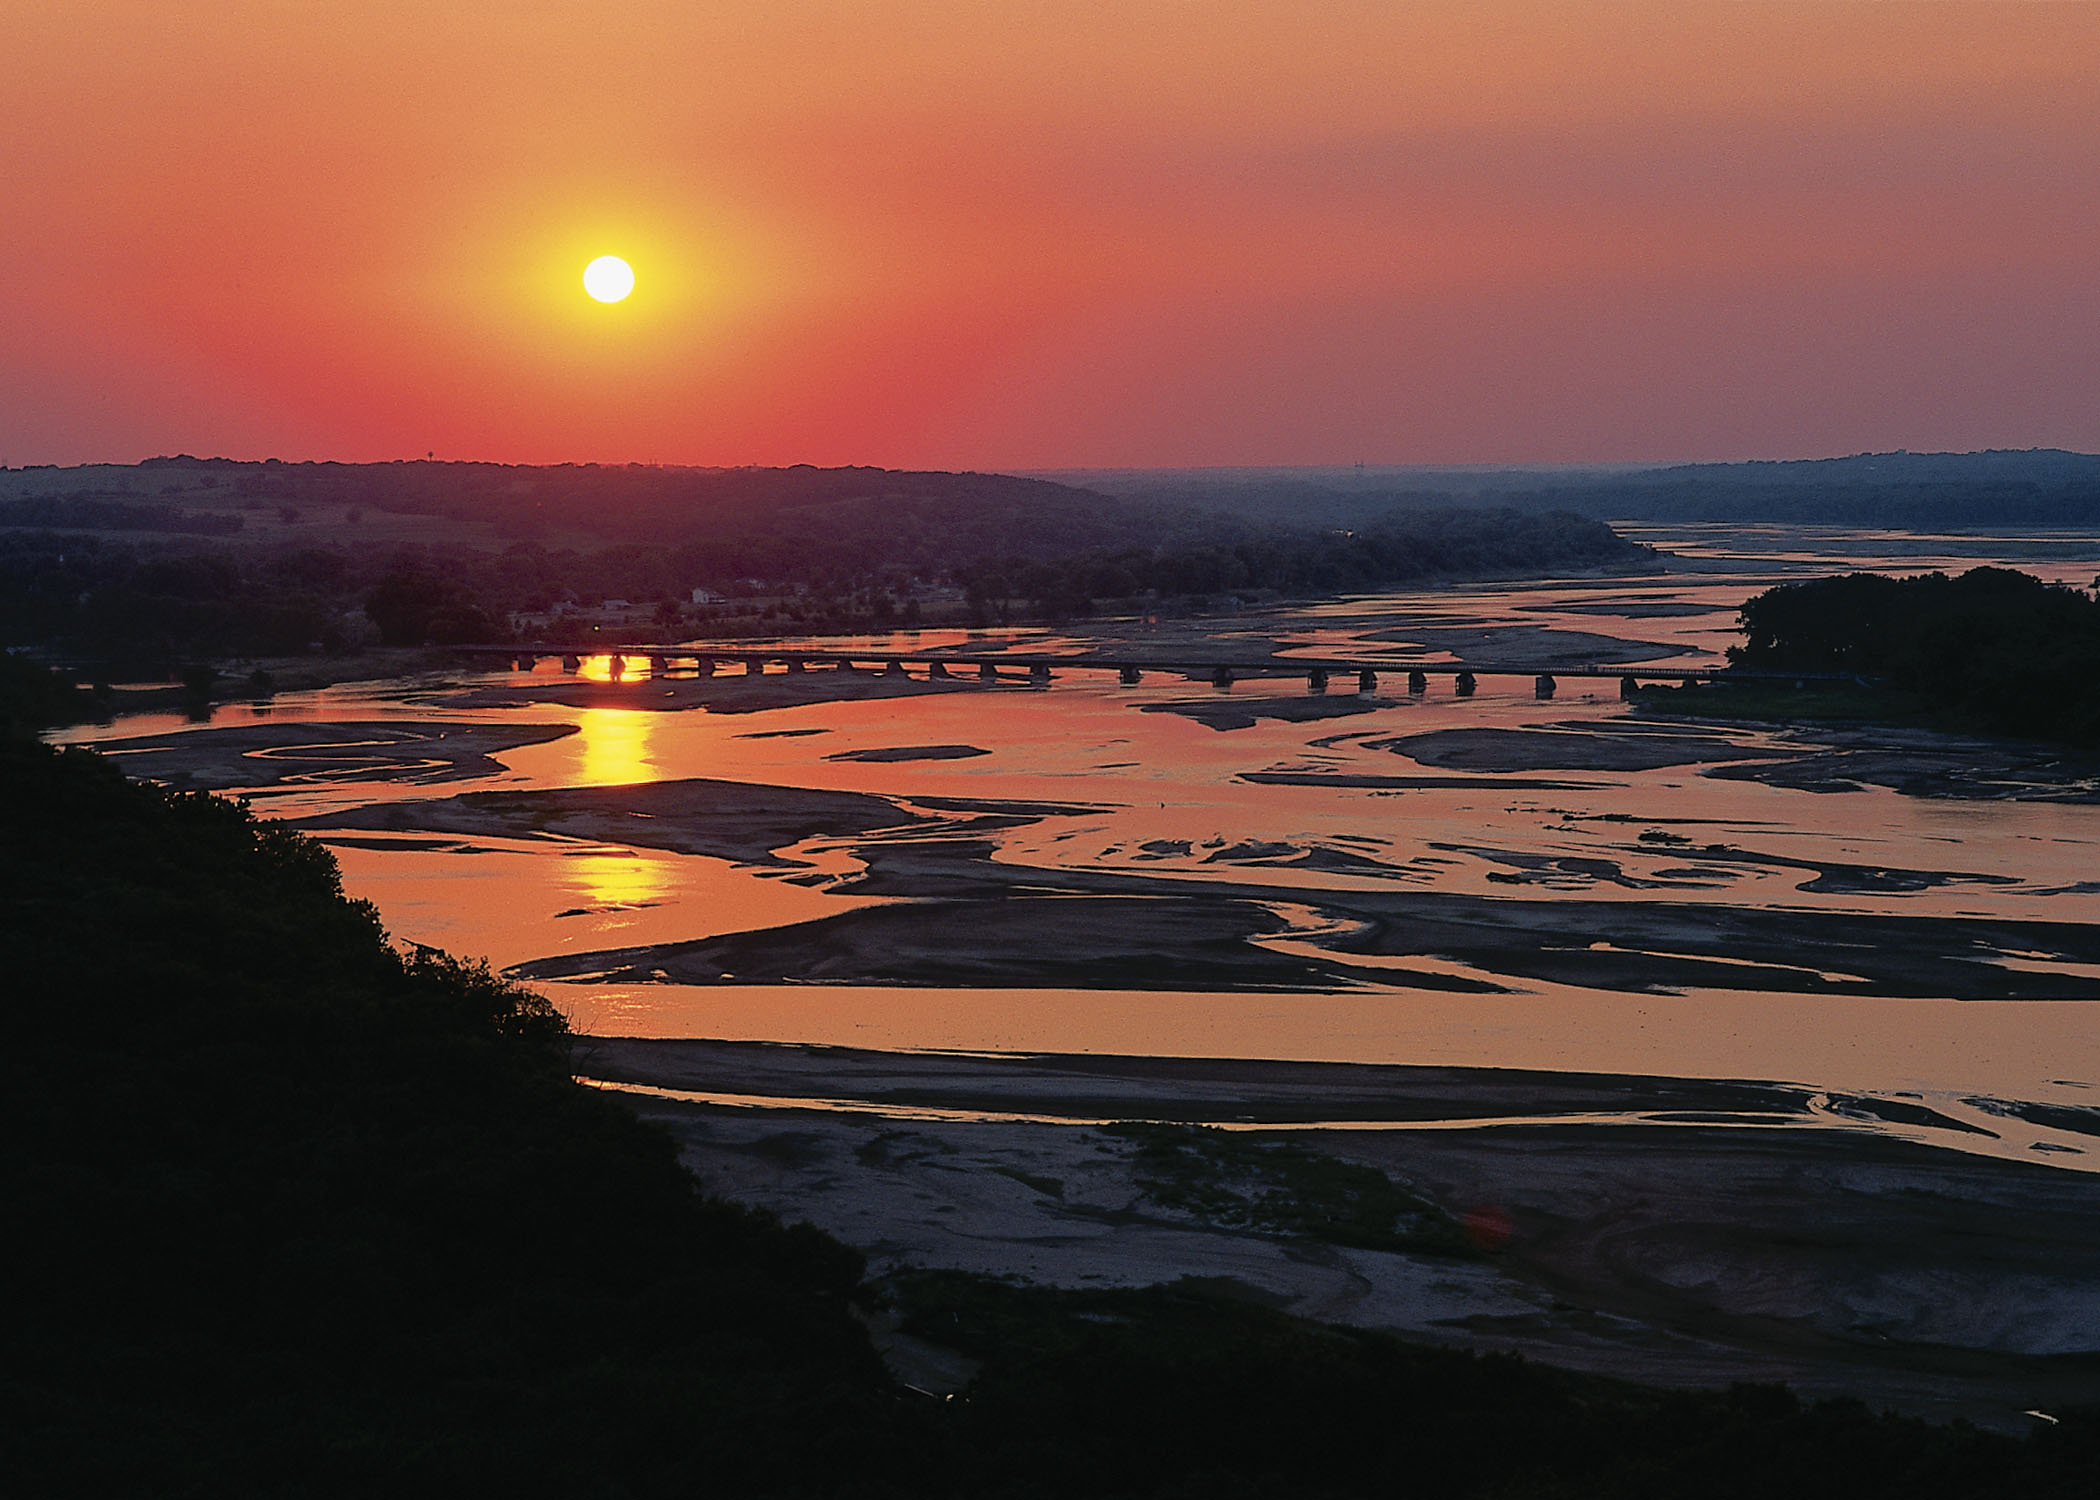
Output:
[8,736,2100,1496]
[0,459,1644,668]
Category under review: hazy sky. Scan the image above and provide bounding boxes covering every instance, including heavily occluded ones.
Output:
[5,2,2096,469]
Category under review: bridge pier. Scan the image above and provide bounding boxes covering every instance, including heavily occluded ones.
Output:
[1118,665,1142,686]
[1029,663,1052,687]
[560,654,581,674]
[1534,673,1556,700]
[1407,670,1427,696]
[1211,665,1235,690]
[883,660,909,679]
[929,661,952,680]
[649,654,669,676]
[1454,671,1477,697]
[785,657,804,673]
[980,663,1000,682]
[1307,668,1328,694]
[1357,669,1377,695]
[1619,675,1639,700]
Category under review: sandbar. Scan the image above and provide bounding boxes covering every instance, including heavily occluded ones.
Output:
[828,744,991,763]
[585,1039,2100,1427]
[91,719,576,790]
[1371,725,1791,773]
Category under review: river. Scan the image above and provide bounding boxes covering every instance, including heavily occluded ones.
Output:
[57,525,2100,1166]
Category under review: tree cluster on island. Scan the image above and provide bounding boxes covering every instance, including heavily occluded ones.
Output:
[10,735,2100,1495]
[1643,567,2100,748]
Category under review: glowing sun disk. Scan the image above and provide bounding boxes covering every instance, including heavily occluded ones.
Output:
[583,255,635,303]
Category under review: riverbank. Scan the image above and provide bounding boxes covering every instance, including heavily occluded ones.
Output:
[581,1038,2100,1429]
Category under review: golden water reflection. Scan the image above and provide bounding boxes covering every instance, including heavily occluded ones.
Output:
[577,653,653,683]
[567,848,670,908]
[576,707,656,787]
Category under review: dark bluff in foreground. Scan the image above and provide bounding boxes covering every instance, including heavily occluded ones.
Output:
[8,735,2100,1497]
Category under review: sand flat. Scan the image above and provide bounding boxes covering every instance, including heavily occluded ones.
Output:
[587,1039,2100,1428]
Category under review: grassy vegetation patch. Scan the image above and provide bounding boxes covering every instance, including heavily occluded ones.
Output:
[1102,1122,1474,1256]
[877,1268,2087,1500]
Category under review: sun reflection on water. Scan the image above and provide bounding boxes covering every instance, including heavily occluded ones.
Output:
[578,653,653,682]
[567,848,669,909]
[576,707,657,787]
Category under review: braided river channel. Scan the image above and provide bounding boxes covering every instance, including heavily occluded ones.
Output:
[60,525,2100,1167]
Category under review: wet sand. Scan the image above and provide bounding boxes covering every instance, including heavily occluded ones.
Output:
[586,1039,2100,1427]
[298,774,917,865]
[1349,716,2100,800]
[1141,694,1398,731]
[827,743,991,762]
[1700,728,2100,803]
[90,720,576,790]
[514,873,2100,999]
[290,760,2100,999]
[1356,621,1688,666]
[1370,725,1793,773]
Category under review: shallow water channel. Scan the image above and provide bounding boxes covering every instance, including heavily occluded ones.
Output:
[61,526,2100,1165]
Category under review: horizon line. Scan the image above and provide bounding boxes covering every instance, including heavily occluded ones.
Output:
[7,445,2097,478]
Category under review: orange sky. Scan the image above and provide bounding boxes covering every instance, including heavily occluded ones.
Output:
[4,1,2096,469]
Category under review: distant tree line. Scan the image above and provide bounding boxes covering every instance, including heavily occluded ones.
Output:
[0,496,245,535]
[0,534,353,666]
[1,461,1647,666]
[1724,567,2100,746]
[0,649,92,734]
[953,508,1646,622]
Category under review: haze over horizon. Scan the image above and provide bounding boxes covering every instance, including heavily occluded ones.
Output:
[7,3,2096,471]
[12,448,2098,483]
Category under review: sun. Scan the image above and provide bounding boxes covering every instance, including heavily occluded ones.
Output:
[582,255,635,303]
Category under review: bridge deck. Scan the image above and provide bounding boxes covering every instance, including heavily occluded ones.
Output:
[475,644,1855,685]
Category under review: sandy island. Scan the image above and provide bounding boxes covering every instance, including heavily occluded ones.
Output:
[90,720,576,790]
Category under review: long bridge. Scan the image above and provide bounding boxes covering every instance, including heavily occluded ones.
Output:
[470,644,1852,701]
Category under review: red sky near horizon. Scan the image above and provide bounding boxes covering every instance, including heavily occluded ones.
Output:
[5,2,2096,471]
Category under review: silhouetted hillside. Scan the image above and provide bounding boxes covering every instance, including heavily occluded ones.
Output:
[1082,450,2100,529]
[122,457,1148,557]
[1,461,1646,666]
[2,739,890,1496]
